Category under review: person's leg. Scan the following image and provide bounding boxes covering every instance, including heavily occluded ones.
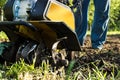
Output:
[91,0,110,49]
[74,0,90,46]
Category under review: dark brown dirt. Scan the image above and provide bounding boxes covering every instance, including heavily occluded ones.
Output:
[82,35,120,64]
[73,34,120,75]
[84,35,120,51]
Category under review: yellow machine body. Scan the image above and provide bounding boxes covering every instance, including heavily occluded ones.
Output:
[1,0,80,51]
[17,0,76,49]
[46,1,75,30]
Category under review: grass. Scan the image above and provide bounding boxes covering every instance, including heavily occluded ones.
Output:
[0,60,66,80]
[0,59,119,80]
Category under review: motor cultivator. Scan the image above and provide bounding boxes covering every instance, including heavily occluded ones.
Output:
[0,0,81,68]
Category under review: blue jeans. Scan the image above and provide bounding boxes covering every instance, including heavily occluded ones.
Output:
[74,0,110,49]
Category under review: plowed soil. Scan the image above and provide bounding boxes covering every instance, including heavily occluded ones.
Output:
[73,34,120,75]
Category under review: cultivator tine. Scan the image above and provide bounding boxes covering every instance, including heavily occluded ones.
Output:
[52,37,69,68]
[52,40,61,64]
